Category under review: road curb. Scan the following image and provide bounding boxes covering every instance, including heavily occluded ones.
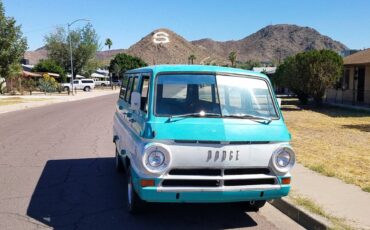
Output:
[269,197,332,230]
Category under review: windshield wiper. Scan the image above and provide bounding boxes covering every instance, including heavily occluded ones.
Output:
[223,114,272,124]
[168,112,221,121]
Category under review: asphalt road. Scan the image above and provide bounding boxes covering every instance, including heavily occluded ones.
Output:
[0,94,303,230]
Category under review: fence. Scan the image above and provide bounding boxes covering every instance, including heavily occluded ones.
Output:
[325,88,370,107]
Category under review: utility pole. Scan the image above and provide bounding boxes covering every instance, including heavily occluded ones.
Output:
[67,19,90,95]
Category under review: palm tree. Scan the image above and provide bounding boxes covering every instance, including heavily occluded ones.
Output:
[228,51,237,67]
[105,38,113,50]
[188,54,196,64]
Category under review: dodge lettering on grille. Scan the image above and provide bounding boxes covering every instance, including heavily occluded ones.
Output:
[207,150,240,162]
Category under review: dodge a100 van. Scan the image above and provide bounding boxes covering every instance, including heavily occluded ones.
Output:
[113,65,295,213]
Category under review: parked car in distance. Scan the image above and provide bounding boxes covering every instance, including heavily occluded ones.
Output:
[113,65,295,214]
[61,79,95,92]
[94,79,110,87]
[112,79,121,86]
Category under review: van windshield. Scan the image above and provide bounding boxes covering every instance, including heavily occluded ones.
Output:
[155,74,278,119]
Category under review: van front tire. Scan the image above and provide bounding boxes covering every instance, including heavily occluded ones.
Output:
[115,148,124,173]
[246,200,266,212]
[127,166,145,214]
[84,86,91,92]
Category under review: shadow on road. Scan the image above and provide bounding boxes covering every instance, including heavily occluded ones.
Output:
[27,158,258,229]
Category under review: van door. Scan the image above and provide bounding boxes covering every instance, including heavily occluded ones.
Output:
[132,74,150,135]
[116,75,139,155]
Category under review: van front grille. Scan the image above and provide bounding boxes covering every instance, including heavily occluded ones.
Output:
[168,168,270,176]
[224,178,275,186]
[162,179,220,187]
[163,167,276,188]
[224,168,270,175]
[169,168,222,176]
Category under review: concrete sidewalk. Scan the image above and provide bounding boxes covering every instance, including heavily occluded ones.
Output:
[0,89,119,114]
[291,164,370,229]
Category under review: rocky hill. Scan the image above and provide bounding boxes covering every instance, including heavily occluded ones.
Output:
[24,24,347,65]
[124,28,224,65]
[192,24,347,62]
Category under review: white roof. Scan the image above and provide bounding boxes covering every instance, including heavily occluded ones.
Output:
[252,67,277,74]
[67,74,85,79]
[48,73,60,77]
[96,68,109,75]
[22,64,34,69]
[91,72,109,78]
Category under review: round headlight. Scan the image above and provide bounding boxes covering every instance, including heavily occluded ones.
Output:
[271,146,295,174]
[148,150,165,167]
[143,143,171,173]
[276,151,291,167]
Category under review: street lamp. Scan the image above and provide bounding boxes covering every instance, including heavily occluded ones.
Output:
[67,18,90,95]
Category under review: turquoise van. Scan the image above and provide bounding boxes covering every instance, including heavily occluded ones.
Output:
[113,65,295,213]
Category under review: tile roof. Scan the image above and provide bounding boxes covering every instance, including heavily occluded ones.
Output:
[344,49,370,65]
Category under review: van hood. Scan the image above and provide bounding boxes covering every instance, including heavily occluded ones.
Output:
[149,118,291,142]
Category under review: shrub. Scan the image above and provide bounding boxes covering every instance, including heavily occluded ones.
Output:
[38,74,59,93]
[276,50,343,104]
[23,78,37,95]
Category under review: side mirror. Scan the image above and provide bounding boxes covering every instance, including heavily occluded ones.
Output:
[130,92,141,111]
[277,98,282,107]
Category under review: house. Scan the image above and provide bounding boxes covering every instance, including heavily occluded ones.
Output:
[326,49,370,106]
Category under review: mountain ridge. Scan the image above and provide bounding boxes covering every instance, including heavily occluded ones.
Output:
[24,24,348,65]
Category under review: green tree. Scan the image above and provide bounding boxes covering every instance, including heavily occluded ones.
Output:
[38,74,59,93]
[81,59,101,78]
[33,59,67,82]
[105,38,112,50]
[276,50,343,104]
[22,78,37,95]
[228,51,237,67]
[108,53,147,78]
[188,54,196,64]
[0,1,27,90]
[45,23,99,79]
[238,60,261,70]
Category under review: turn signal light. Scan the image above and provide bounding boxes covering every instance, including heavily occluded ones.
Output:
[141,179,155,187]
[282,177,291,185]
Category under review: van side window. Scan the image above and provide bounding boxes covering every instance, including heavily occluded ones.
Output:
[120,75,128,98]
[124,77,134,102]
[127,77,139,104]
[140,76,150,112]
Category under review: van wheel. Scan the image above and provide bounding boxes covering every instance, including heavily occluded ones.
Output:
[246,200,266,212]
[84,86,91,92]
[115,148,124,173]
[127,166,145,214]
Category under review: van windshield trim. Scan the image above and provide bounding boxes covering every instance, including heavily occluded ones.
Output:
[153,72,280,120]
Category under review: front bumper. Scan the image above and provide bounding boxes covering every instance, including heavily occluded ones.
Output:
[131,169,291,203]
[138,186,290,203]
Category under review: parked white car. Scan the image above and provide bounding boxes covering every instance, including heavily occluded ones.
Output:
[61,79,95,92]
[94,79,110,86]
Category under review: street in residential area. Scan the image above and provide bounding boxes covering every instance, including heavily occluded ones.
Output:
[0,94,303,230]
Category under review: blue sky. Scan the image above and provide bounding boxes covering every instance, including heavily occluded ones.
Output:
[2,0,370,51]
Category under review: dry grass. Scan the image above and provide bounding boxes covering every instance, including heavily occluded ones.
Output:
[0,97,49,106]
[289,191,353,230]
[282,100,370,192]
